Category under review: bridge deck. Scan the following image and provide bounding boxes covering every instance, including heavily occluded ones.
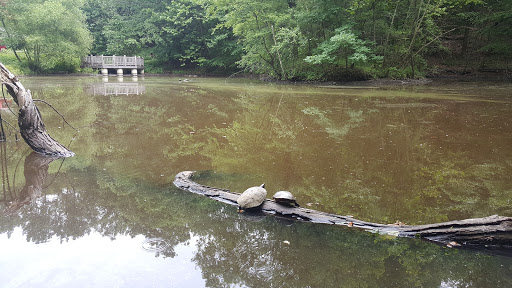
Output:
[82,55,144,69]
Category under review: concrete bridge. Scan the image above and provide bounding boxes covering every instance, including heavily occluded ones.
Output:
[82,55,144,76]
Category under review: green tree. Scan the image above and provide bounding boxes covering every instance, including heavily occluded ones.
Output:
[146,0,218,69]
[304,25,379,69]
[83,0,240,73]
[0,0,92,72]
[205,0,308,80]
[82,0,162,56]
[437,0,511,69]
[82,0,512,78]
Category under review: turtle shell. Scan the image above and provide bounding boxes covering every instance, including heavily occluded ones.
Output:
[272,191,300,207]
[237,184,267,209]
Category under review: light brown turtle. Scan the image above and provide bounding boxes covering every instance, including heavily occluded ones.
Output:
[237,184,267,212]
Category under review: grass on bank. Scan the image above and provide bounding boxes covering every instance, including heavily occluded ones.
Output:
[0,50,31,75]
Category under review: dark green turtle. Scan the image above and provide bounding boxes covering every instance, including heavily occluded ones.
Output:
[272,191,300,207]
[237,184,267,212]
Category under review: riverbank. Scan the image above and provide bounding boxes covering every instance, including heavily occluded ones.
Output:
[8,64,510,88]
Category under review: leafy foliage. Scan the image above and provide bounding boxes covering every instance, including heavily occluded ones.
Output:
[0,0,92,72]
[83,0,241,73]
[304,25,378,67]
[2,0,512,75]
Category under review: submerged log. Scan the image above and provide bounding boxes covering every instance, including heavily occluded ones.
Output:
[174,171,512,255]
[0,63,74,157]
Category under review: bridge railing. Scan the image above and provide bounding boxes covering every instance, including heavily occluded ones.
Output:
[82,55,144,69]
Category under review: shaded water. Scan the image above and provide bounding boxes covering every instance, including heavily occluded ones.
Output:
[0,76,511,287]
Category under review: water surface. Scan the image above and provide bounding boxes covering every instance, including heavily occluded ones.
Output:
[1,76,511,287]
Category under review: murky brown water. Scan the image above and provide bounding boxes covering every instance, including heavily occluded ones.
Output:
[1,76,511,287]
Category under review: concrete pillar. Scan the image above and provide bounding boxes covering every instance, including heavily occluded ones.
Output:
[117,76,124,82]
[117,68,123,76]
[101,68,108,76]
[131,68,138,76]
[140,69,144,75]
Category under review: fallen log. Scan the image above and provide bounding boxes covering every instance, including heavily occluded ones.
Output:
[174,171,512,255]
[0,63,73,157]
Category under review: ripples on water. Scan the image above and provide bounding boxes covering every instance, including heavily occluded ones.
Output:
[141,238,171,252]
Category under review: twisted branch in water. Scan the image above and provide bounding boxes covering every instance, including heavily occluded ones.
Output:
[0,63,74,157]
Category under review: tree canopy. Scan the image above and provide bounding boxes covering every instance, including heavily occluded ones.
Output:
[1,0,511,78]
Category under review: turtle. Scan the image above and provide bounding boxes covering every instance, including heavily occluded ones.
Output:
[272,191,300,207]
[237,184,267,212]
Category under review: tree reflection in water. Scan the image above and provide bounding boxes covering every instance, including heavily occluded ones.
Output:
[1,76,511,287]
[3,152,59,215]
[0,150,510,287]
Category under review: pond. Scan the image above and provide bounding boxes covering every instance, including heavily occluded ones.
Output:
[0,76,511,287]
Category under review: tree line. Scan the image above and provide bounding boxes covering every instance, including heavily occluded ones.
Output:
[1,0,511,79]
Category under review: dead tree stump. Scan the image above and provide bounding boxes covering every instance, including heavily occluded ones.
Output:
[0,63,74,157]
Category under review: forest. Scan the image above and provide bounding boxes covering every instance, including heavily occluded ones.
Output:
[0,0,511,80]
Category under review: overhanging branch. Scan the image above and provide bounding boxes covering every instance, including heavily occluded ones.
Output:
[0,63,74,157]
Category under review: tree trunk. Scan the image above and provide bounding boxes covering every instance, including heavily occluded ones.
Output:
[174,171,512,256]
[270,24,286,80]
[0,19,22,63]
[0,63,74,157]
